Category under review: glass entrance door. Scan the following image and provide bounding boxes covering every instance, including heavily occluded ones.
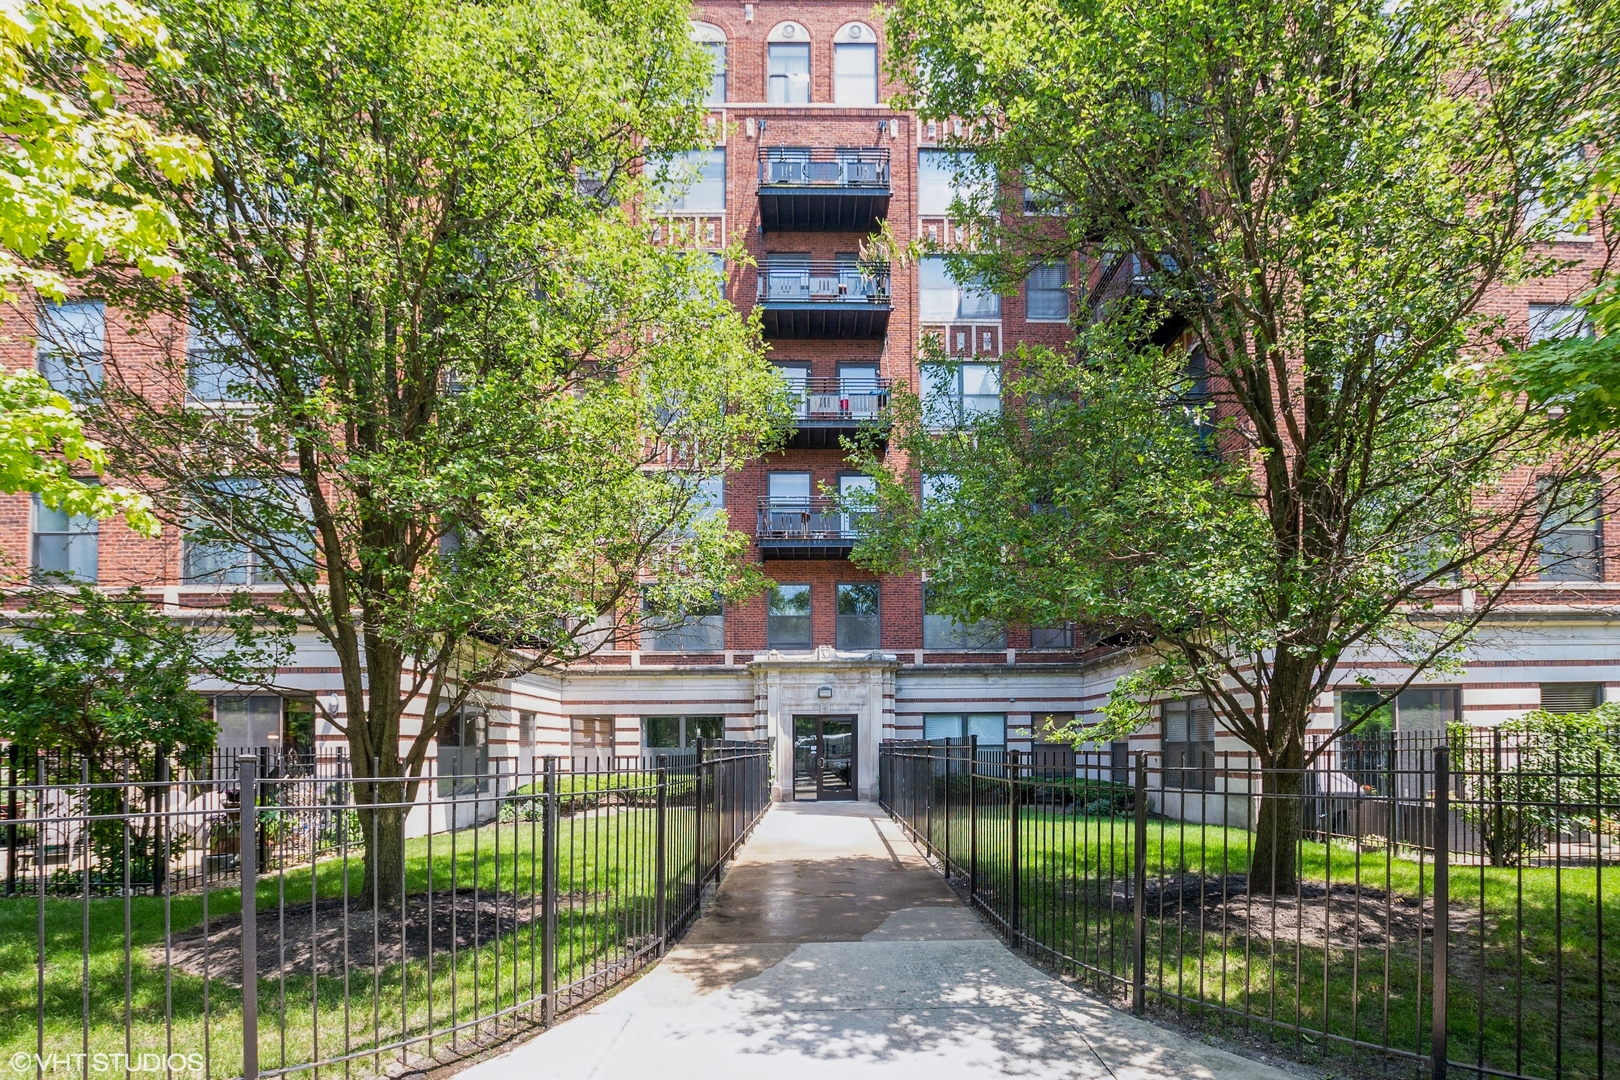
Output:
[790,716,858,801]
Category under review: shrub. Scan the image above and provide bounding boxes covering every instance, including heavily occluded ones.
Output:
[1450,708,1620,866]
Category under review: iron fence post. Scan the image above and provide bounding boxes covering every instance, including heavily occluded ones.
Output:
[1491,728,1504,868]
[6,743,16,897]
[655,761,668,955]
[694,739,707,891]
[1432,744,1450,1080]
[541,756,557,1025]
[968,735,979,901]
[943,741,952,872]
[1132,750,1148,1016]
[1009,748,1021,945]
[239,755,259,1080]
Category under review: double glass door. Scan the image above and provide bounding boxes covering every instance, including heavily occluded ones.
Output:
[792,717,857,801]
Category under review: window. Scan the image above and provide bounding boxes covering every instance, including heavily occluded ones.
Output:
[833,42,877,105]
[922,585,1005,649]
[1540,683,1603,714]
[642,592,725,651]
[768,470,810,502]
[32,495,98,582]
[838,473,874,536]
[518,711,535,749]
[649,148,725,213]
[1025,262,1069,322]
[921,472,959,509]
[642,715,723,749]
[922,714,1005,745]
[767,584,812,648]
[836,583,880,649]
[921,361,1001,420]
[768,43,811,103]
[692,475,726,524]
[1527,303,1593,345]
[1162,697,1215,790]
[182,477,316,585]
[1539,478,1602,582]
[919,256,1000,322]
[776,363,810,417]
[437,707,491,794]
[1337,687,1457,736]
[1029,625,1074,649]
[36,300,105,397]
[188,319,257,403]
[1022,170,1066,215]
[1523,145,1591,241]
[572,716,615,754]
[692,23,726,104]
[215,695,283,749]
[917,151,987,216]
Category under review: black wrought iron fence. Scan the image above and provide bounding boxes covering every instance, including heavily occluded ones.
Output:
[2,740,771,1080]
[879,733,1618,1080]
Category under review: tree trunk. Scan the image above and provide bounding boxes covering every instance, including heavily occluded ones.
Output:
[356,782,406,908]
[1249,741,1304,895]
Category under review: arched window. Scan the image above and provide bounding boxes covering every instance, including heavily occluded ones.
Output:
[767,22,811,103]
[691,22,727,105]
[833,23,878,105]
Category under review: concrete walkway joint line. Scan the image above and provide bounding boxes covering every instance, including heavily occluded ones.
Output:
[459,801,1308,1080]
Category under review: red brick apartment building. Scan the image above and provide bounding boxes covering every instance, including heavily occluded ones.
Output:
[1,0,1614,808]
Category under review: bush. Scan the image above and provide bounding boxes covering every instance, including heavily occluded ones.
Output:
[1451,708,1620,866]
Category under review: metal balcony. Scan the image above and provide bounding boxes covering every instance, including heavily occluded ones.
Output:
[783,376,891,450]
[756,260,891,339]
[1088,251,1191,344]
[758,147,891,232]
[755,496,867,560]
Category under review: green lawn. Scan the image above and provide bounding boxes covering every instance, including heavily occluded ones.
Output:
[938,804,1619,1079]
[1,804,698,1080]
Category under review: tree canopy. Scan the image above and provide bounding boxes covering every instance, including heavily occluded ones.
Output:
[67,0,788,902]
[856,0,1620,890]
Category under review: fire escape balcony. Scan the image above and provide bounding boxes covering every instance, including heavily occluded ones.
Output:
[756,260,891,339]
[757,147,891,233]
[1087,251,1192,345]
[755,496,867,560]
[783,376,891,450]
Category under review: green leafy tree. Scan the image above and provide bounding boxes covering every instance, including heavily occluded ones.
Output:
[0,583,291,886]
[76,0,787,903]
[858,0,1620,891]
[0,0,207,532]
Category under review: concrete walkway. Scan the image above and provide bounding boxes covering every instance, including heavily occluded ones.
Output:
[460,802,1302,1080]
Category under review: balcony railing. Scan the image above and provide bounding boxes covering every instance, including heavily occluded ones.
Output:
[756,261,892,339]
[783,376,891,449]
[758,147,890,188]
[1088,251,1191,343]
[755,495,867,559]
[757,147,891,233]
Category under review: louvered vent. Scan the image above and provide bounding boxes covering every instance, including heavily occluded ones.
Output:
[1539,683,1603,714]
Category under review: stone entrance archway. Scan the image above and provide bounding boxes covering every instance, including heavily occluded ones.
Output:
[750,646,899,800]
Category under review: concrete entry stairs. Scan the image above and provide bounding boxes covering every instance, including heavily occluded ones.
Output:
[458,802,1305,1080]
